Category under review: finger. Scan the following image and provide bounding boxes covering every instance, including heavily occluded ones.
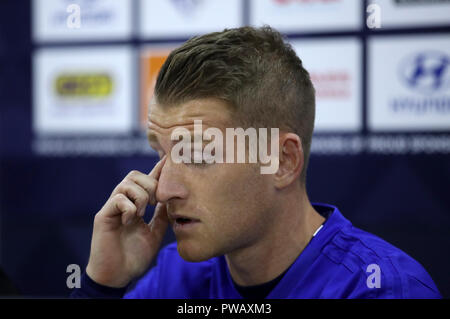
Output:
[148,155,167,180]
[115,181,150,217]
[126,171,158,206]
[106,193,137,225]
[128,183,149,217]
[148,203,169,243]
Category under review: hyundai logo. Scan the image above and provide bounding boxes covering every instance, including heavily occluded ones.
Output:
[398,51,449,95]
[171,0,203,15]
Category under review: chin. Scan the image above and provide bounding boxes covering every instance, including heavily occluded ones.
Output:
[176,239,217,262]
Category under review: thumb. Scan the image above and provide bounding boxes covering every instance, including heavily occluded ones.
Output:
[148,202,169,244]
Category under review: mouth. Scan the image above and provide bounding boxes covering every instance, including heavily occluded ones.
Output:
[176,217,193,225]
[169,214,201,231]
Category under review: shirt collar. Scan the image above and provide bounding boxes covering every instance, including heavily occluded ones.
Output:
[212,203,351,298]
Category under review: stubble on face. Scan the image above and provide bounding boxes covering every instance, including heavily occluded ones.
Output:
[148,98,276,262]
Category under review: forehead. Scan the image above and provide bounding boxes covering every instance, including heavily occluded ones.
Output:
[148,98,232,132]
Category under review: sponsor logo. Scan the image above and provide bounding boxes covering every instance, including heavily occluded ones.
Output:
[310,71,351,99]
[274,0,340,4]
[140,50,171,127]
[399,51,449,94]
[170,0,203,15]
[55,73,113,98]
[393,0,450,6]
[52,0,114,26]
[390,51,450,115]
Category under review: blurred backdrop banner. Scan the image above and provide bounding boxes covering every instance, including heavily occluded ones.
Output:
[0,0,449,297]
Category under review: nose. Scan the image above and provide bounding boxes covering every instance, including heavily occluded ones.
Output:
[155,156,189,203]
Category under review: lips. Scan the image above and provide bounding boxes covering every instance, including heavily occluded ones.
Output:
[176,217,193,225]
[168,213,200,228]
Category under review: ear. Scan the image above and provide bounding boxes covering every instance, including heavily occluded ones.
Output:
[274,133,304,189]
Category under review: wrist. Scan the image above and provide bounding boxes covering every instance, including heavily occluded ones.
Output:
[86,264,130,289]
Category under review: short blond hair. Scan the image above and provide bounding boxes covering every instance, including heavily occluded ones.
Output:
[155,26,316,183]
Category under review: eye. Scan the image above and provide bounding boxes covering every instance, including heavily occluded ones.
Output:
[190,153,214,167]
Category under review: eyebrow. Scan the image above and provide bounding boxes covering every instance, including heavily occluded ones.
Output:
[147,119,195,145]
[147,131,159,144]
[147,130,209,148]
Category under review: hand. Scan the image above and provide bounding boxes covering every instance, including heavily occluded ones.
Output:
[86,156,168,288]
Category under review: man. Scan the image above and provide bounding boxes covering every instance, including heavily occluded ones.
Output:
[72,26,441,299]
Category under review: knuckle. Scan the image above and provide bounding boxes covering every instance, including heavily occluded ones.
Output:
[126,170,140,181]
[116,180,133,194]
[122,179,135,188]
[112,193,127,203]
[119,200,136,214]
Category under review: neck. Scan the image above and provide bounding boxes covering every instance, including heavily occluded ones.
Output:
[225,190,325,287]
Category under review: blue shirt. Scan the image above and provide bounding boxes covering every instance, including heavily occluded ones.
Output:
[72,203,441,299]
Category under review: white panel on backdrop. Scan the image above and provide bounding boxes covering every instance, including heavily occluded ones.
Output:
[291,38,362,132]
[369,0,450,28]
[139,0,242,38]
[369,35,450,131]
[33,0,133,42]
[33,47,135,135]
[250,0,361,33]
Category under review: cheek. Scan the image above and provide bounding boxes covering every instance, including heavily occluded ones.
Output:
[196,164,271,226]
[179,165,273,257]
